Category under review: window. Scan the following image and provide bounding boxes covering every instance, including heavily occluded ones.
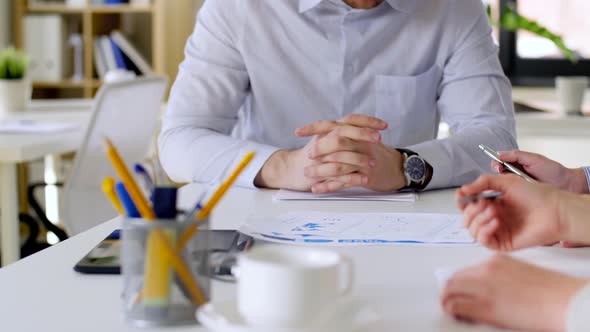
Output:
[517,0,590,60]
[497,0,590,85]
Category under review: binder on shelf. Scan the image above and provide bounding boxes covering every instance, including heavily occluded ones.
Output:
[24,14,68,81]
[93,38,107,79]
[100,36,118,72]
[110,38,128,70]
[110,30,153,75]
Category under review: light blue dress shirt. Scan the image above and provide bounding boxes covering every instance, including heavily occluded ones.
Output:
[159,0,518,189]
[584,167,590,191]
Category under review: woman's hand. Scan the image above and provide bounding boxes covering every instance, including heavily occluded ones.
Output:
[456,174,566,251]
[442,254,588,332]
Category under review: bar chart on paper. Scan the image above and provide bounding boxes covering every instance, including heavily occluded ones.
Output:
[240,212,475,246]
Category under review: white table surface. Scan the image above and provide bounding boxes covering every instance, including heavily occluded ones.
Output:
[0,100,92,266]
[512,87,590,137]
[512,86,590,116]
[0,108,91,162]
[2,184,589,332]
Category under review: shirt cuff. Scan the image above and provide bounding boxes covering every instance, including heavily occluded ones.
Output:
[567,283,590,332]
[583,167,590,193]
[234,143,280,189]
[406,141,453,190]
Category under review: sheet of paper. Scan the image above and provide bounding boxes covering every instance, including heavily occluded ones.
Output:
[274,188,417,202]
[0,120,80,134]
[240,211,474,246]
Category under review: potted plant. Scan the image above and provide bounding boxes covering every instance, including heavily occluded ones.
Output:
[488,4,586,115]
[0,47,31,114]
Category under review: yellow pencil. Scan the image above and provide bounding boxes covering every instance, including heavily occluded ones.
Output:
[103,137,206,306]
[101,177,124,214]
[198,151,256,220]
[177,151,255,250]
[104,138,156,220]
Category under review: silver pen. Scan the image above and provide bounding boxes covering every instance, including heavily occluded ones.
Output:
[459,191,503,205]
[479,144,536,182]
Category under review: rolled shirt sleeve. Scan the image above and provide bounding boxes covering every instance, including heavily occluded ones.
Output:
[583,167,590,192]
[567,283,590,332]
[408,0,517,190]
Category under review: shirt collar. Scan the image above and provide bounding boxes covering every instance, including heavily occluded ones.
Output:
[299,0,415,13]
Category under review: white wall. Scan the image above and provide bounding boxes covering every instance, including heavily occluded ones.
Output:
[0,0,11,48]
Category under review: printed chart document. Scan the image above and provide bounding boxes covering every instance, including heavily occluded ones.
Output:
[274,188,417,202]
[0,120,80,134]
[240,212,474,246]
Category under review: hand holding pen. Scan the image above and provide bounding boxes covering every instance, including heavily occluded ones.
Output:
[456,174,566,252]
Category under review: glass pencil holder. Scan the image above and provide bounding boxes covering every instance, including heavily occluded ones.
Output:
[121,217,211,327]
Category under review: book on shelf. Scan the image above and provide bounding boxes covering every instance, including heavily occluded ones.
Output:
[93,38,107,79]
[93,32,153,79]
[91,0,130,4]
[99,36,118,72]
[110,31,153,75]
[66,0,87,7]
[110,38,127,69]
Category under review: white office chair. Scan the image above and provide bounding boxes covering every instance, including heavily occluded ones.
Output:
[60,76,168,235]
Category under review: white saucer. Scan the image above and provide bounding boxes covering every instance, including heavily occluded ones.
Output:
[196,297,381,332]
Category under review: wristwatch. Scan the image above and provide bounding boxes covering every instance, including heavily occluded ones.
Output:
[397,149,432,190]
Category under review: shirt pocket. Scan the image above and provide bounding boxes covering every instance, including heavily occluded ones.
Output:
[374,65,441,147]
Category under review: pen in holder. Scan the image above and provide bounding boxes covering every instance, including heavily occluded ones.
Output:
[121,217,210,327]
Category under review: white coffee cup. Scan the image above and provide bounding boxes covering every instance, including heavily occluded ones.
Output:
[556,76,588,116]
[236,246,354,328]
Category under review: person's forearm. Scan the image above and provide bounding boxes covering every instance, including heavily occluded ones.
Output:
[158,125,279,187]
[567,168,590,194]
[408,126,517,190]
[559,192,590,243]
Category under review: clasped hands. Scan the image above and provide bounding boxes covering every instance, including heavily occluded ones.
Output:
[255,114,406,193]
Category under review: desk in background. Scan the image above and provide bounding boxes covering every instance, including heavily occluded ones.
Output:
[0,99,93,266]
[1,184,589,331]
[513,87,590,168]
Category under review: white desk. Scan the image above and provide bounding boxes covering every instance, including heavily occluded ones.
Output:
[512,87,590,116]
[1,184,589,331]
[513,87,590,168]
[0,100,92,266]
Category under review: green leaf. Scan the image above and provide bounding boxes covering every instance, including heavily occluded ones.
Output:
[498,5,577,63]
[0,57,7,80]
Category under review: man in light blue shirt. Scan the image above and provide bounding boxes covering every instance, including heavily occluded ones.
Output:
[159,0,517,193]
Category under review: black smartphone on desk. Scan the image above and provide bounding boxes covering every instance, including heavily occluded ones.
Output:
[73,230,121,274]
[73,229,255,277]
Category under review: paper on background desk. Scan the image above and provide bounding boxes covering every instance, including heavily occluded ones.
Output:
[240,212,474,245]
[0,120,80,134]
[274,188,417,202]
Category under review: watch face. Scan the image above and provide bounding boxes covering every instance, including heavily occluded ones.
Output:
[406,156,426,181]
